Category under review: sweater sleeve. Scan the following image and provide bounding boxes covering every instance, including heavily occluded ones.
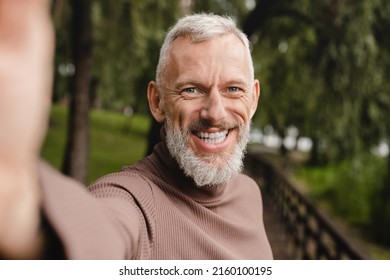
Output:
[39,161,140,259]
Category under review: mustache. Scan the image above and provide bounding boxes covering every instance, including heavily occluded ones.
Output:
[187,119,240,132]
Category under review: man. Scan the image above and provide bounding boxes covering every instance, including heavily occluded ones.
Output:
[0,0,272,259]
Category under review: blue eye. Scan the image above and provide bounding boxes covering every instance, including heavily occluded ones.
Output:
[227,87,240,92]
[224,86,243,98]
[180,87,204,99]
[183,87,196,93]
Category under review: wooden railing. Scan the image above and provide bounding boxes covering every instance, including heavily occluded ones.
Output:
[245,150,370,260]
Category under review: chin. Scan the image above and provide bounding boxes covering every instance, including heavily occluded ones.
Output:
[197,152,231,168]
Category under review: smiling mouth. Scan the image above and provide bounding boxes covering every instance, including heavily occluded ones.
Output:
[194,130,230,144]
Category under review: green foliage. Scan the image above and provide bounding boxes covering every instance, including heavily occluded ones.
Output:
[252,24,323,136]
[192,0,251,24]
[295,153,386,226]
[92,0,181,112]
[370,155,390,246]
[41,105,151,184]
[250,0,390,164]
[52,0,73,102]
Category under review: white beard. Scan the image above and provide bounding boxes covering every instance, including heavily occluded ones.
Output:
[165,115,250,187]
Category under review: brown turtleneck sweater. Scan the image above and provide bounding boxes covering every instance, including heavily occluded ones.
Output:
[40,138,272,260]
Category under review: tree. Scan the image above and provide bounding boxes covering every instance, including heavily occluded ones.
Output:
[244,0,324,157]
[92,0,180,112]
[369,0,390,245]
[62,0,93,183]
[243,0,389,164]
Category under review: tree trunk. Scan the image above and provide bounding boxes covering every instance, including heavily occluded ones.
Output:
[309,136,319,166]
[62,0,93,183]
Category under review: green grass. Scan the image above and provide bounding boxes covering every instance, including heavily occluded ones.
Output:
[41,105,151,184]
[40,106,68,170]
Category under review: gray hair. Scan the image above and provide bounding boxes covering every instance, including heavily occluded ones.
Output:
[155,13,254,90]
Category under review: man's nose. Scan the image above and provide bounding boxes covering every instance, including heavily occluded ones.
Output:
[200,88,227,123]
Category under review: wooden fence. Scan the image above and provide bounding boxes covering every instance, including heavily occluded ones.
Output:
[245,151,370,260]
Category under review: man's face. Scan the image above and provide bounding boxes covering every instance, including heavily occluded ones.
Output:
[154,34,259,186]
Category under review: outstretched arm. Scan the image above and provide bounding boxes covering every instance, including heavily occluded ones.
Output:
[0,0,54,258]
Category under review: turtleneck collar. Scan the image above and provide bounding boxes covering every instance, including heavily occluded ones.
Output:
[150,126,227,205]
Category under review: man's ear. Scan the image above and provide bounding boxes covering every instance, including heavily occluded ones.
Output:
[249,79,260,119]
[147,81,165,123]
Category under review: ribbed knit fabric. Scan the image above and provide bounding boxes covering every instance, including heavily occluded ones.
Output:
[40,131,273,260]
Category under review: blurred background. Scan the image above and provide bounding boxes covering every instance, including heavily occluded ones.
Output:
[43,0,390,259]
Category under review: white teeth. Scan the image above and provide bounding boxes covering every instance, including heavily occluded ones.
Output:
[196,130,228,144]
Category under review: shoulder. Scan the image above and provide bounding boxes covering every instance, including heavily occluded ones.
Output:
[89,167,157,259]
[89,168,157,224]
[90,169,151,190]
[89,169,156,204]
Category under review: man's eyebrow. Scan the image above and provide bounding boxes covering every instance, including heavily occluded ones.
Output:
[174,79,249,89]
[225,79,248,86]
[174,80,206,89]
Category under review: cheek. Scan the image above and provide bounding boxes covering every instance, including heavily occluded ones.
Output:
[225,101,252,124]
[167,98,252,128]
[166,104,195,129]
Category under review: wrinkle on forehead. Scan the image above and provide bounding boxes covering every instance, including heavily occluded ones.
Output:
[165,34,252,88]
